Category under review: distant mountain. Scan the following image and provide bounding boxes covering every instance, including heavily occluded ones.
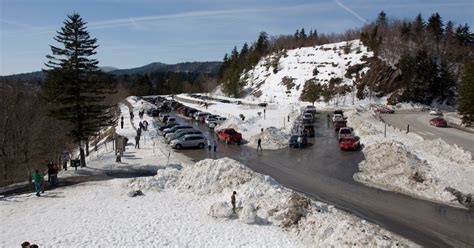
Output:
[109,61,222,75]
[0,61,222,82]
[100,66,120,72]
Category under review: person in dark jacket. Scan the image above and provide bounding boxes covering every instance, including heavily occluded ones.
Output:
[257,138,262,152]
[135,135,140,149]
[32,170,42,197]
[231,191,237,212]
[121,116,124,129]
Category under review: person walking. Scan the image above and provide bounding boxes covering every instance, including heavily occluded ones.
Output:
[257,138,262,152]
[208,139,212,151]
[135,135,140,149]
[139,121,144,130]
[121,116,124,129]
[231,191,237,213]
[31,170,42,197]
[130,111,134,120]
[213,140,217,152]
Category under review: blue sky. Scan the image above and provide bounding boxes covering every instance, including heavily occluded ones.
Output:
[1,0,472,75]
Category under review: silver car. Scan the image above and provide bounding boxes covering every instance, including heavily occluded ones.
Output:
[166,129,202,143]
[170,134,207,149]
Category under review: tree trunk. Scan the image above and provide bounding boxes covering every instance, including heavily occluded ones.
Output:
[80,144,86,167]
[85,139,89,156]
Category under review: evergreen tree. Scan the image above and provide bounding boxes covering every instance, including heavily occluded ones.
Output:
[427,13,444,44]
[43,13,115,167]
[458,60,474,125]
[376,11,387,26]
[455,24,473,46]
[255,31,269,55]
[299,28,307,39]
[300,79,322,105]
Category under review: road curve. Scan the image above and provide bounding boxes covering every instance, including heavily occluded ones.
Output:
[381,112,474,155]
[166,111,474,247]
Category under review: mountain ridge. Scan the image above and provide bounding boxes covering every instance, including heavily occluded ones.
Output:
[0,61,222,81]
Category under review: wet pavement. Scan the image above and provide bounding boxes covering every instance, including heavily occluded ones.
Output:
[165,110,474,247]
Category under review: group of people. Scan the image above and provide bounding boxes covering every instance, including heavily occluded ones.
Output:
[135,120,148,149]
[31,162,59,197]
[207,139,218,152]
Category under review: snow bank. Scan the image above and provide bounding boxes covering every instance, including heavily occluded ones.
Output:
[348,110,474,208]
[127,157,415,247]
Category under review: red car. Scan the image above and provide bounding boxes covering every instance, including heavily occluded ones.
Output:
[216,128,242,145]
[339,136,360,151]
[430,117,447,127]
[375,108,395,114]
[333,120,347,131]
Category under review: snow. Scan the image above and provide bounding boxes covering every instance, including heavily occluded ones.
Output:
[240,40,372,105]
[347,109,474,208]
[0,97,416,247]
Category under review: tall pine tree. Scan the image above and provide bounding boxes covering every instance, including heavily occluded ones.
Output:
[458,60,474,126]
[43,13,116,167]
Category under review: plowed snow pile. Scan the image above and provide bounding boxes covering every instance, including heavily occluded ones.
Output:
[348,109,474,207]
[126,157,415,247]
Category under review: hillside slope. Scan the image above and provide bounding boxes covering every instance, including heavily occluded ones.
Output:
[239,40,373,105]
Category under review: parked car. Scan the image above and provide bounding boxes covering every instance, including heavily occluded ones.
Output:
[289,135,308,148]
[166,129,202,143]
[216,128,242,145]
[158,123,179,131]
[195,112,211,122]
[339,136,360,151]
[302,125,315,138]
[338,127,354,140]
[429,109,442,115]
[334,110,344,116]
[208,117,227,129]
[163,125,193,137]
[302,113,314,124]
[305,105,317,114]
[333,120,347,131]
[205,115,219,124]
[429,117,447,127]
[166,117,176,124]
[375,107,395,114]
[186,108,198,117]
[332,114,344,122]
[170,134,207,149]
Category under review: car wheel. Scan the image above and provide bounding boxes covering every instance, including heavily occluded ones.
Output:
[198,143,204,149]
[175,144,182,150]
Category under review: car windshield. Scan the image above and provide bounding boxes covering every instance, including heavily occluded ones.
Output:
[224,129,238,134]
[340,129,351,134]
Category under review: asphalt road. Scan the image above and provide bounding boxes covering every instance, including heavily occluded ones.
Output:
[161,111,474,247]
[381,112,474,155]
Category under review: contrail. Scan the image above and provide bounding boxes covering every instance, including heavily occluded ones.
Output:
[334,0,367,23]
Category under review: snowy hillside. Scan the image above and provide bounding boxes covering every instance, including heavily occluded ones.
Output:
[241,40,372,104]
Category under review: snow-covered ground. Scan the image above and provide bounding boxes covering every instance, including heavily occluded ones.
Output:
[0,97,416,247]
[240,39,372,105]
[346,108,474,208]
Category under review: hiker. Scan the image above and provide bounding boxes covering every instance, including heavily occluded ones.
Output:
[208,139,212,151]
[213,140,217,152]
[231,191,237,212]
[46,162,54,185]
[143,120,148,131]
[139,121,144,130]
[130,111,134,120]
[257,138,262,151]
[137,127,142,137]
[288,115,290,122]
[51,164,59,186]
[32,170,42,197]
[121,116,124,129]
[135,135,140,149]
[62,151,70,171]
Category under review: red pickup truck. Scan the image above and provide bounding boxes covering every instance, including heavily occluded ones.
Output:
[216,128,242,145]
